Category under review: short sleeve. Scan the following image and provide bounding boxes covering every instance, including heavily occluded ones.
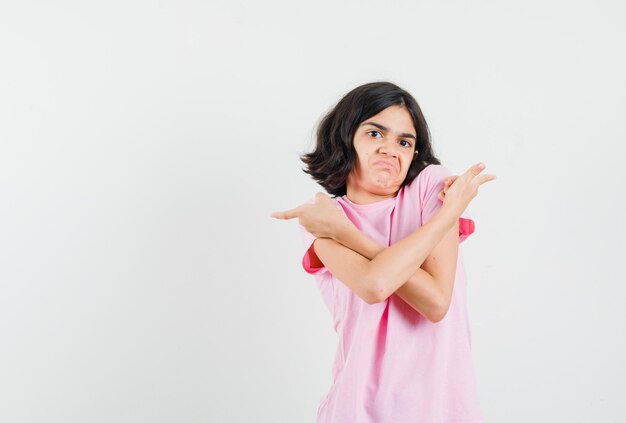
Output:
[296,195,331,276]
[420,164,476,244]
[299,223,328,275]
[458,216,475,243]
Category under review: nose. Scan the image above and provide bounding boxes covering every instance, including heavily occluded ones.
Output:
[378,140,399,158]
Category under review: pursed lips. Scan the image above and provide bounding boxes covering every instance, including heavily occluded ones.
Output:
[374,160,398,172]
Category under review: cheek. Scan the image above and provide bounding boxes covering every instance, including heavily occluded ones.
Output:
[357,150,371,167]
[400,157,413,177]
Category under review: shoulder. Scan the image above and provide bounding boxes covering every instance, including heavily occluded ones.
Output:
[403,164,453,195]
[420,163,453,182]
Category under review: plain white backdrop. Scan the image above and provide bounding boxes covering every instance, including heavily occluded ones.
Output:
[1,1,625,422]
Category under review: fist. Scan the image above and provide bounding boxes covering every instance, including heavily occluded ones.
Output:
[271,192,347,239]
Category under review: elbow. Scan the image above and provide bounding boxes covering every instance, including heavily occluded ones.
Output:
[428,310,446,324]
[428,297,451,323]
[362,275,389,305]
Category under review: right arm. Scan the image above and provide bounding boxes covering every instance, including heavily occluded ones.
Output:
[330,217,456,322]
[312,207,457,305]
[272,162,496,317]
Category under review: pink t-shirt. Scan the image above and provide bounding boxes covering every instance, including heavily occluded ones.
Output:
[299,164,483,423]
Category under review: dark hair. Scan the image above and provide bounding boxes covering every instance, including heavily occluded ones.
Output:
[301,81,441,197]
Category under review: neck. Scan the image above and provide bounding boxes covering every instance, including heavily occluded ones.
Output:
[345,186,397,205]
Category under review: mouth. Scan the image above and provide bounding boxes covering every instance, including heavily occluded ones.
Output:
[374,161,398,172]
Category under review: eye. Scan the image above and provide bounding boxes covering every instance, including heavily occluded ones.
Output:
[399,140,412,148]
[367,130,382,138]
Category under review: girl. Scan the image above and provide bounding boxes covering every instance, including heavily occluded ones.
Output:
[272,81,496,423]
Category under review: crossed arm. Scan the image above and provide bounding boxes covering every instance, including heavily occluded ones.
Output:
[275,163,495,322]
[310,209,459,323]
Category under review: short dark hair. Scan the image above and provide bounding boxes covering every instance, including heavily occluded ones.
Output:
[301,81,441,197]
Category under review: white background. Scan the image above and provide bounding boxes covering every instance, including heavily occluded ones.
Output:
[1,1,625,422]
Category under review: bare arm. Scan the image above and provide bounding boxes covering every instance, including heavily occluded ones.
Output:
[312,207,457,310]
[272,162,496,322]
[332,218,459,321]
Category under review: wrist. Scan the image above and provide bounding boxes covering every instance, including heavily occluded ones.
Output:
[332,219,354,243]
[436,205,459,230]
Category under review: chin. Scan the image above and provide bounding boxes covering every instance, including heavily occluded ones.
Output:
[368,182,400,195]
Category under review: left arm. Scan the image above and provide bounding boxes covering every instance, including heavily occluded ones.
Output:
[333,219,458,321]
[271,188,459,321]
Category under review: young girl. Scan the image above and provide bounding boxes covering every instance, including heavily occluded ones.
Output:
[272,81,496,423]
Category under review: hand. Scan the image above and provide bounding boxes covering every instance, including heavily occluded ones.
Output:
[438,175,458,202]
[439,162,497,217]
[271,192,349,239]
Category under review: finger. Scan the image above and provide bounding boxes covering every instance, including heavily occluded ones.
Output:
[456,163,486,183]
[474,173,497,186]
[470,162,486,175]
[270,210,296,219]
[462,162,486,178]
[270,206,303,220]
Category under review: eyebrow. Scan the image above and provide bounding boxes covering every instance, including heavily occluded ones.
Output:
[359,121,416,140]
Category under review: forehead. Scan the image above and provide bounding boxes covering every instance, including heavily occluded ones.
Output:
[359,106,416,137]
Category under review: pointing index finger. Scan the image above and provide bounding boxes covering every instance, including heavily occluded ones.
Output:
[270,205,303,220]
